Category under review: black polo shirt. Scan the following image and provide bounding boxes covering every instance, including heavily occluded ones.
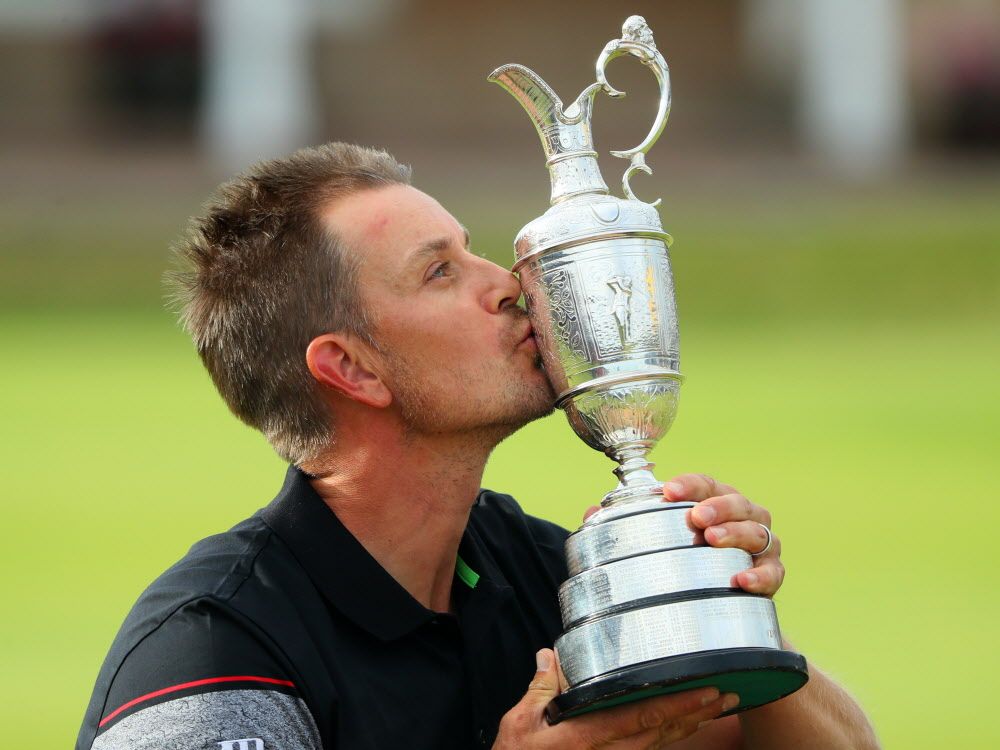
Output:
[76,466,569,749]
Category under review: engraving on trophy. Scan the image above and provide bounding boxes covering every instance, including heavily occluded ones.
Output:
[574,384,667,451]
[559,547,751,628]
[571,253,662,362]
[656,255,680,359]
[542,268,589,367]
[606,275,633,345]
[556,596,783,686]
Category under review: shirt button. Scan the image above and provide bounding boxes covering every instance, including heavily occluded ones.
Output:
[477,728,488,745]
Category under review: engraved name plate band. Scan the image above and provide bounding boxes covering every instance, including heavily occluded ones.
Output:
[489,16,808,722]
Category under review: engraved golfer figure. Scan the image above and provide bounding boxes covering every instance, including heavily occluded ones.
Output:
[607,275,633,344]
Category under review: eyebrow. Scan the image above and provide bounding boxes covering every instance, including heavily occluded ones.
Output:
[405,226,471,269]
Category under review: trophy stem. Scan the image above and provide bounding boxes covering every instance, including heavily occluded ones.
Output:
[604,441,661,506]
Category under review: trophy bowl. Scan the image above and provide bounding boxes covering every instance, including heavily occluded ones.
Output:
[490,15,808,723]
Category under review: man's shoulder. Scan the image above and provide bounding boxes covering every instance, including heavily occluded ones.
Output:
[124,514,277,631]
[76,514,321,749]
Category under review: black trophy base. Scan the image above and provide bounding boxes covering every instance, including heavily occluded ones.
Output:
[546,648,808,724]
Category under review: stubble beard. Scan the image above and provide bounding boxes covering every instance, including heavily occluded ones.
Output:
[384,348,555,448]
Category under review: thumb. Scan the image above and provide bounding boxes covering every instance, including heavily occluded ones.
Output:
[521,649,560,710]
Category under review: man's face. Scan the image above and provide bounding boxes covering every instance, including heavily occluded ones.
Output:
[324,184,555,441]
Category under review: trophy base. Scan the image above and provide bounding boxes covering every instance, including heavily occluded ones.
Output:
[546,647,808,724]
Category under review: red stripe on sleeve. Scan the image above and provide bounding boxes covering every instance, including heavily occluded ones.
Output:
[99,675,297,728]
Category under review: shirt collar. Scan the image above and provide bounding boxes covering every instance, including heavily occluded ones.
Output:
[258,466,511,642]
[260,466,435,641]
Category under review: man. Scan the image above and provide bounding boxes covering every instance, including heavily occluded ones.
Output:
[77,143,878,749]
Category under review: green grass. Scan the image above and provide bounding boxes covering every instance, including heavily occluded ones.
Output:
[2,182,998,747]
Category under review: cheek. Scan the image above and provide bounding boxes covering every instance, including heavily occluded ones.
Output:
[425,311,492,352]
[380,305,499,366]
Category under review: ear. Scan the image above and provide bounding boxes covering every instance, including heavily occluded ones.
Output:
[306,333,392,409]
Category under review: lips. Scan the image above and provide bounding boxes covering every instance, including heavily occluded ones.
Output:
[518,321,536,347]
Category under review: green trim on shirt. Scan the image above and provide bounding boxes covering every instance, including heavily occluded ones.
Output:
[455,555,480,589]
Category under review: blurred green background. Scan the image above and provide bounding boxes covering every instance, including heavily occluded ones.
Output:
[2,1,999,748]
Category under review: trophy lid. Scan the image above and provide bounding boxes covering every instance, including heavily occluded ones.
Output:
[512,193,671,273]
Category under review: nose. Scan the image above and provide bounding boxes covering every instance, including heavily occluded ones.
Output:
[478,256,523,314]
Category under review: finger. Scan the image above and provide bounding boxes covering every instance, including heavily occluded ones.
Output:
[612,693,739,749]
[735,560,785,596]
[663,474,738,503]
[689,493,771,528]
[702,520,777,554]
[553,687,720,746]
[520,649,561,713]
[583,504,600,522]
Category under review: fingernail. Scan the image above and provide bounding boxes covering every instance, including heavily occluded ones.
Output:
[700,688,720,706]
[665,481,685,499]
[722,693,740,711]
[536,649,551,672]
[709,525,726,541]
[694,505,716,524]
[743,572,759,586]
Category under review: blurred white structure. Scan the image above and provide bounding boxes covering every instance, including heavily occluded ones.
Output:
[202,0,318,173]
[799,0,908,177]
[200,0,402,173]
[1,0,917,176]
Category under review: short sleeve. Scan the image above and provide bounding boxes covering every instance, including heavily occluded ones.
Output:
[77,597,323,750]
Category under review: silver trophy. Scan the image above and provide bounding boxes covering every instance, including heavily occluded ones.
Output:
[489,16,807,721]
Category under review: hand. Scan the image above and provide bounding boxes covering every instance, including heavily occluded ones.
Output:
[664,474,784,597]
[493,649,738,749]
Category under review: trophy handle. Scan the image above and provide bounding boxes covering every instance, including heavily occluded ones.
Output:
[593,15,672,206]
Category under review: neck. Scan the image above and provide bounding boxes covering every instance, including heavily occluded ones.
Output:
[303,421,497,613]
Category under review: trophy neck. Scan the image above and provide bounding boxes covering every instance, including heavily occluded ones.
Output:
[604,442,662,506]
[548,153,609,204]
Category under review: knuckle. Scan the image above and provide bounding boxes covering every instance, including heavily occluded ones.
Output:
[759,507,773,526]
[756,522,770,544]
[759,563,783,592]
[527,676,548,692]
[678,473,711,498]
[639,705,667,730]
[739,495,753,517]
[657,719,683,738]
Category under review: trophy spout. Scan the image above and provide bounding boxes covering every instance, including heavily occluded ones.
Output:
[486,64,565,152]
[488,64,609,204]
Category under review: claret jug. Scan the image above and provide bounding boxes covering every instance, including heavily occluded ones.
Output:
[489,15,808,721]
